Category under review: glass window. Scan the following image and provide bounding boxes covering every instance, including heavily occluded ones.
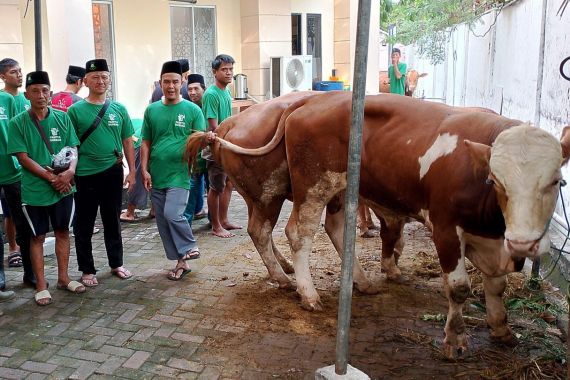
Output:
[92,1,117,99]
[170,5,217,86]
[307,13,322,82]
[291,14,302,55]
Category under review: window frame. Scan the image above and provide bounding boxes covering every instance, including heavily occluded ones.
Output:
[92,0,118,99]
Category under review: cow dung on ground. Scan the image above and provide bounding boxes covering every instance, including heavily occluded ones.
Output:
[197,221,567,379]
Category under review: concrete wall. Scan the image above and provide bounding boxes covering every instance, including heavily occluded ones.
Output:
[404,0,570,249]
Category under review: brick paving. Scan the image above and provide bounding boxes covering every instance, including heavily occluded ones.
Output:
[0,193,281,379]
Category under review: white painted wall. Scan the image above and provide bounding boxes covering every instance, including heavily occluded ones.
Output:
[0,0,25,75]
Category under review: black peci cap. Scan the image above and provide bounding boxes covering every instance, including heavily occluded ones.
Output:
[85,59,109,73]
[176,59,190,74]
[187,73,205,86]
[25,71,50,88]
[161,60,182,76]
[68,65,86,78]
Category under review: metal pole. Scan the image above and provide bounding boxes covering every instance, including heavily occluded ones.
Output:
[34,0,42,70]
[334,0,371,375]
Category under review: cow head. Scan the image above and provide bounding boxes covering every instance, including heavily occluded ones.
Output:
[465,124,570,259]
[405,70,428,96]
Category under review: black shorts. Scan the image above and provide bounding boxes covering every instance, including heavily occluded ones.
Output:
[22,195,75,236]
[207,160,227,193]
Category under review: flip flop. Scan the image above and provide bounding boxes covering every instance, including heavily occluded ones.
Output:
[34,290,52,306]
[182,248,200,260]
[167,267,191,281]
[57,280,86,294]
[8,252,23,267]
[111,267,133,280]
[80,274,99,287]
[120,212,138,223]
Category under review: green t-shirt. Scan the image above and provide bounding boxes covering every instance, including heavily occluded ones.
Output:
[68,100,134,176]
[202,85,232,124]
[388,63,407,96]
[132,118,143,149]
[7,108,79,206]
[141,99,205,190]
[0,91,21,184]
[12,92,31,114]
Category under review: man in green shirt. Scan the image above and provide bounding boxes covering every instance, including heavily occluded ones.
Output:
[8,71,85,306]
[68,59,136,287]
[388,48,407,96]
[202,54,241,238]
[0,57,37,291]
[141,60,205,281]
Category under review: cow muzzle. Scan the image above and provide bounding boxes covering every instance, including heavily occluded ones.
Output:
[504,235,549,258]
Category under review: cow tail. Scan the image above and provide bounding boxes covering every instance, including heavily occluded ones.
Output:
[184,132,208,168]
[215,96,311,156]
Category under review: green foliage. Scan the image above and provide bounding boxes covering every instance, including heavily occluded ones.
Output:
[382,0,510,64]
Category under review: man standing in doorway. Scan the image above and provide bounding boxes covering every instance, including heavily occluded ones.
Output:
[141,60,205,281]
[51,65,86,112]
[68,59,136,287]
[203,54,241,238]
[0,57,36,289]
[388,48,407,96]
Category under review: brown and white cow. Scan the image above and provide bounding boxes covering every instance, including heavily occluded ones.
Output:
[184,92,377,295]
[379,69,428,97]
[279,92,569,357]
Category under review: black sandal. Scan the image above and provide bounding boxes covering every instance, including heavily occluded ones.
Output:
[8,252,23,268]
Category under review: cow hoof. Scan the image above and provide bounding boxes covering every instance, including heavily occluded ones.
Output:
[387,274,409,284]
[443,342,468,359]
[355,282,380,295]
[491,332,518,347]
[301,298,323,312]
[277,280,296,290]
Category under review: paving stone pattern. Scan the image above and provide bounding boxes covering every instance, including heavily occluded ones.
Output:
[0,193,296,379]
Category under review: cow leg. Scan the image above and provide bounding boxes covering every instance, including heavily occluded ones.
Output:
[482,274,517,346]
[378,215,406,282]
[246,199,294,289]
[434,229,470,358]
[324,196,377,295]
[271,239,295,274]
[285,202,326,311]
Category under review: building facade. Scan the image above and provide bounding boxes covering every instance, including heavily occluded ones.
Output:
[0,0,379,118]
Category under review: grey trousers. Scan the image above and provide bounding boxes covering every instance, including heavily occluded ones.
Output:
[151,187,197,261]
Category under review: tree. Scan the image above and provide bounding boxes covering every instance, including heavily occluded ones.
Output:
[383,0,509,64]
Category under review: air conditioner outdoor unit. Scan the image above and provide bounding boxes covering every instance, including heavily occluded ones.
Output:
[270,55,313,98]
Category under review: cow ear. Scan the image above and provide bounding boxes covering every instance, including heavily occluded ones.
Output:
[419,72,428,78]
[560,126,570,165]
[464,140,491,170]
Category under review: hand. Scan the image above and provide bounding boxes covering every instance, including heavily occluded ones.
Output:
[51,172,73,194]
[205,131,217,143]
[124,171,136,193]
[142,170,152,192]
[392,57,399,66]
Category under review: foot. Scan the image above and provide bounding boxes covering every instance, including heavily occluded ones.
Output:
[211,227,235,238]
[182,248,200,260]
[57,280,86,294]
[34,290,52,306]
[120,212,138,223]
[167,264,191,281]
[111,266,133,279]
[0,290,15,303]
[194,210,208,220]
[23,275,48,289]
[222,222,242,230]
[7,251,23,267]
[80,274,99,287]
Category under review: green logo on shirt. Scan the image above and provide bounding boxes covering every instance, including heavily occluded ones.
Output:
[175,114,186,128]
[108,113,119,127]
[49,128,62,142]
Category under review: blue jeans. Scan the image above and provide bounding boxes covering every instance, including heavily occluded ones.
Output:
[184,173,205,225]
